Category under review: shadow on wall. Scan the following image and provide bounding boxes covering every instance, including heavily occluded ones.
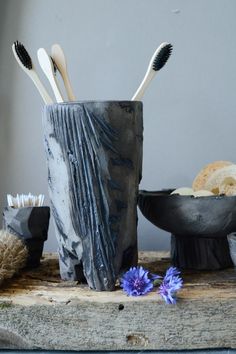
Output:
[0,1,23,214]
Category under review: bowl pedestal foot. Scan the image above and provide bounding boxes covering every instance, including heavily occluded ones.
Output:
[171,234,233,270]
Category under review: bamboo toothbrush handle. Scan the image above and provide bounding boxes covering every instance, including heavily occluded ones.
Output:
[132,71,155,101]
[63,74,76,101]
[30,71,53,104]
[50,76,64,103]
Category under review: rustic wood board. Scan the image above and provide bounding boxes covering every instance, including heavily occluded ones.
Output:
[0,252,235,351]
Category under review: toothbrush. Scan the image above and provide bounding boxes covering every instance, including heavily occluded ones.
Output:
[37,48,64,103]
[12,41,53,104]
[51,44,76,101]
[131,42,173,101]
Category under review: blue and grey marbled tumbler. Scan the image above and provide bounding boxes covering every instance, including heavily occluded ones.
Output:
[43,101,143,291]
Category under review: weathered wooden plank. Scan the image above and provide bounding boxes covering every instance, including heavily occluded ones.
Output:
[0,252,235,351]
[0,351,235,354]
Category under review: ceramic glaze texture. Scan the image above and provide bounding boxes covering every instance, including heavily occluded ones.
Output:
[138,190,236,270]
[43,101,143,290]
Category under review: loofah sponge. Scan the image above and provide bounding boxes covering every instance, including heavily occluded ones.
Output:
[192,161,233,191]
[204,165,236,194]
[219,177,236,196]
[0,230,28,286]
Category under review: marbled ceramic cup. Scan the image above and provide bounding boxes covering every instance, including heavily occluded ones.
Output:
[43,101,143,290]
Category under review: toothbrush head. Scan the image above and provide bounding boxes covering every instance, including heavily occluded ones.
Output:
[13,41,32,70]
[152,42,173,71]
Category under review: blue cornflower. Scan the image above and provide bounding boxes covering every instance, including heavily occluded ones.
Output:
[159,267,183,304]
[120,266,155,296]
[164,266,181,279]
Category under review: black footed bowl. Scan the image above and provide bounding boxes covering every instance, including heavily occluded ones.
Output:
[138,189,236,270]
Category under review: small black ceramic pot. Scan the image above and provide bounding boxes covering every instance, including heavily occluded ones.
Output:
[3,206,50,268]
[138,190,236,270]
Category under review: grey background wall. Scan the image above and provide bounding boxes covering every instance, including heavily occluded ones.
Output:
[0,0,236,252]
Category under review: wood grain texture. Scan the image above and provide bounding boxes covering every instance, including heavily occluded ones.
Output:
[0,252,235,351]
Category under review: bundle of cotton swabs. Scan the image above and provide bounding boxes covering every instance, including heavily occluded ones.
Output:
[7,193,45,208]
[12,40,173,103]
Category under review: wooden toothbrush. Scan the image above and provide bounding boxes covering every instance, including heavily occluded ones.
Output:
[131,42,173,101]
[51,44,76,101]
[37,48,64,103]
[12,41,53,104]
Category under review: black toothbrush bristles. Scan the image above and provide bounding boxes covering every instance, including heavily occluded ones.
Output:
[14,41,32,70]
[152,43,173,71]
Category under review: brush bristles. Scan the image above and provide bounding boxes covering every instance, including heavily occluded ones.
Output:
[152,43,173,71]
[14,41,32,70]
